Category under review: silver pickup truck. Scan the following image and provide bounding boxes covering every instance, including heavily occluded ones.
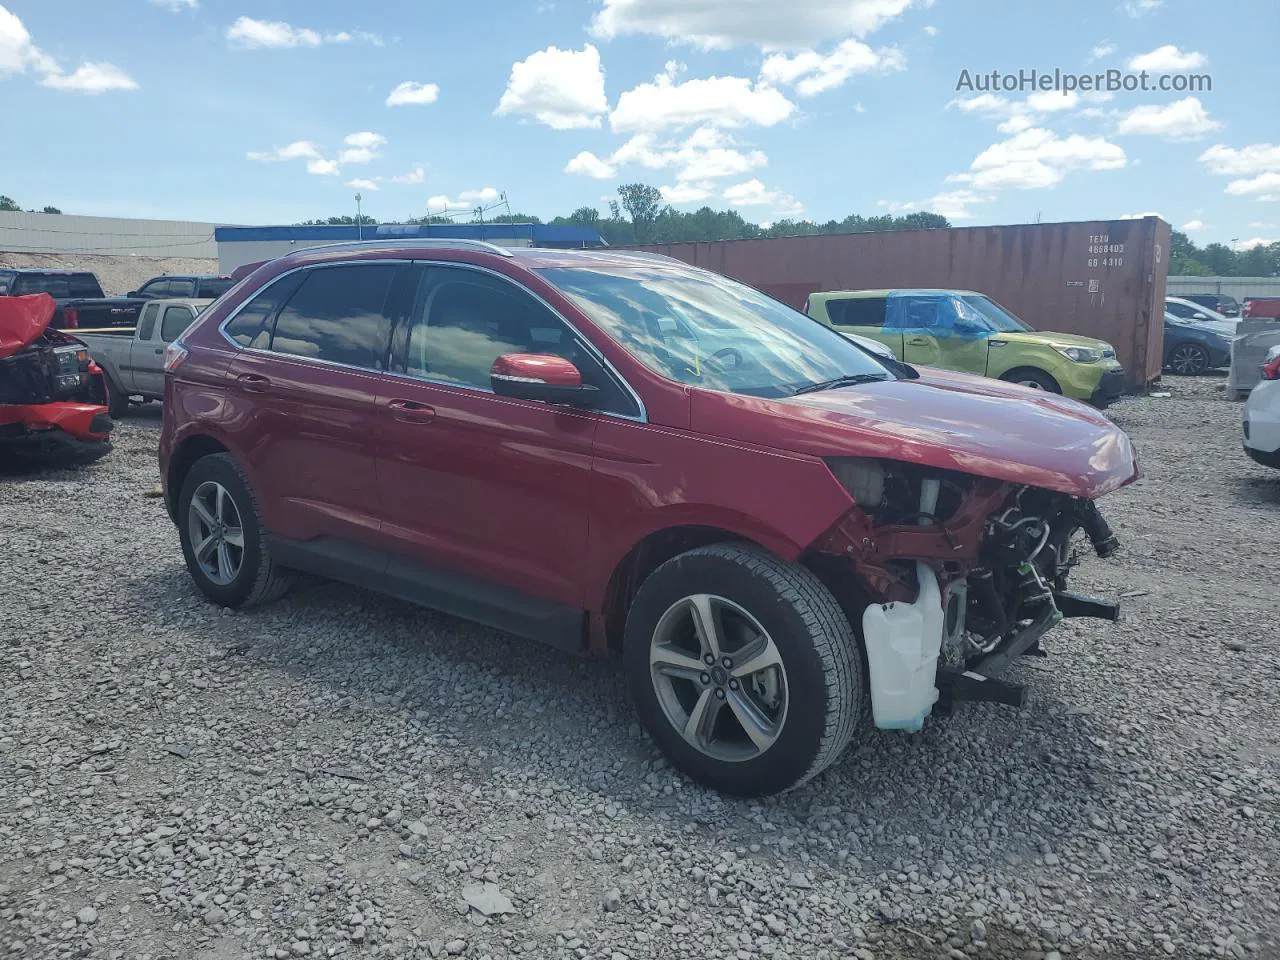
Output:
[76,298,212,416]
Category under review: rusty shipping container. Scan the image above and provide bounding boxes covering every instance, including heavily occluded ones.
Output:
[630,216,1171,390]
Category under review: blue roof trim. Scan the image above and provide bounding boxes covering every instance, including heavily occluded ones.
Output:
[214,223,604,244]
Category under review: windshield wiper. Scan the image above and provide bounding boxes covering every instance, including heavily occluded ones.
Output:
[793,373,889,396]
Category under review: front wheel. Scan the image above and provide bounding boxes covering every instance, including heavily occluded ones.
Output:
[623,543,865,797]
[1166,342,1210,376]
[104,371,130,418]
[999,367,1061,393]
[177,453,292,608]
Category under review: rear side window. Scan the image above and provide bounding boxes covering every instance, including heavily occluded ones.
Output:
[139,303,160,340]
[161,305,194,342]
[269,264,396,369]
[0,273,12,295]
[140,279,170,298]
[826,297,887,327]
[223,272,306,348]
[68,274,103,297]
[199,278,234,298]
[168,278,196,297]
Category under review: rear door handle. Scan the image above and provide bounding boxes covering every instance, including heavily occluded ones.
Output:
[388,398,435,423]
[236,373,271,393]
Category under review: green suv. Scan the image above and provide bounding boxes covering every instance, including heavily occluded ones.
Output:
[807,289,1125,405]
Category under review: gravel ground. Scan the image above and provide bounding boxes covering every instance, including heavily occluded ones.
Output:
[0,252,219,297]
[2,376,1277,960]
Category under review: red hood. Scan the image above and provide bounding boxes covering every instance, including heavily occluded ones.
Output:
[689,368,1138,499]
[0,293,56,359]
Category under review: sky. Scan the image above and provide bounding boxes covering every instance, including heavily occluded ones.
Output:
[0,0,1277,248]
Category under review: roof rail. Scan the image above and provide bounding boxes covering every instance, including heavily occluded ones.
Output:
[301,238,514,257]
[605,249,688,265]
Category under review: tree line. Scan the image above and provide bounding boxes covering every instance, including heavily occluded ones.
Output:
[1170,230,1280,278]
[0,195,62,214]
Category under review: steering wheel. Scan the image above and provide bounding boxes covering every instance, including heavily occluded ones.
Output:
[705,347,743,370]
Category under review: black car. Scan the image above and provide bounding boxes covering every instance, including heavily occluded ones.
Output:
[0,269,144,330]
[1181,293,1241,318]
[1163,312,1234,375]
[127,275,234,300]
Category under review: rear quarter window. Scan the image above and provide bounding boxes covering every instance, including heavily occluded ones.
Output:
[222,272,307,348]
[826,297,887,327]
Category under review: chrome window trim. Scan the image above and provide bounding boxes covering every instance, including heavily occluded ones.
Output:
[216,257,648,423]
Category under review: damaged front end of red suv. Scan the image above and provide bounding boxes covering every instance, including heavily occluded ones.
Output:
[1,294,113,468]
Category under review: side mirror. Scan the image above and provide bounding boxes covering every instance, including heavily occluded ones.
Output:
[126,290,139,298]
[952,318,985,335]
[490,353,599,407]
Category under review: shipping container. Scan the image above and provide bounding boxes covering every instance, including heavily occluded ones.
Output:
[630,217,1171,390]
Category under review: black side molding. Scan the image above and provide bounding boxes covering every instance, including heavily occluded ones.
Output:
[267,535,587,654]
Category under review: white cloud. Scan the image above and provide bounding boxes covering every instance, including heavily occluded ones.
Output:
[306,158,340,176]
[881,190,989,220]
[1116,97,1219,139]
[338,131,386,164]
[948,128,1127,191]
[246,141,322,162]
[565,151,618,179]
[723,178,804,217]
[1090,42,1116,61]
[1122,0,1162,17]
[1025,90,1080,113]
[1198,143,1280,176]
[428,187,502,212]
[386,81,439,106]
[39,61,138,93]
[952,91,1084,135]
[1181,219,1206,231]
[149,0,197,10]
[343,167,426,191]
[226,17,321,48]
[1231,237,1276,251]
[611,66,794,133]
[590,0,915,49]
[923,24,938,36]
[1118,211,1162,219]
[759,38,904,96]
[0,4,137,93]
[1126,45,1206,71]
[1247,221,1278,229]
[391,166,425,185]
[1224,172,1280,200]
[660,181,716,204]
[495,44,607,130]
[346,178,380,191]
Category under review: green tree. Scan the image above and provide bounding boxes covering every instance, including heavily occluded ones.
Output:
[616,183,663,242]
[41,205,62,214]
[0,195,19,212]
[487,213,543,224]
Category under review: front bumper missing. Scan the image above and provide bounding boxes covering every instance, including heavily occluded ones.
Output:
[934,591,1120,714]
[1090,367,1127,407]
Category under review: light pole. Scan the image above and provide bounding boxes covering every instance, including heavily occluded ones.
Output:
[355,193,364,240]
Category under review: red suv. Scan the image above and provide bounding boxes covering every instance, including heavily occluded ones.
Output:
[160,240,1137,796]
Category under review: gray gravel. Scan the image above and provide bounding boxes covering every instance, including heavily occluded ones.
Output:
[2,376,1278,959]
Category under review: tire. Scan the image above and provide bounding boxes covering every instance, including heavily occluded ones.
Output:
[104,371,130,419]
[176,453,292,608]
[999,367,1061,393]
[1165,342,1209,376]
[623,543,865,797]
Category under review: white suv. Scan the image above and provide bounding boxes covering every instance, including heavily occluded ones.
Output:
[1243,345,1280,469]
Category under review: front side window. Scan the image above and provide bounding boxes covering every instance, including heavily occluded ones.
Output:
[140,280,170,299]
[959,295,1031,333]
[199,278,234,298]
[68,274,102,297]
[398,266,637,414]
[161,305,194,342]
[538,265,893,399]
[13,275,69,297]
[269,264,395,369]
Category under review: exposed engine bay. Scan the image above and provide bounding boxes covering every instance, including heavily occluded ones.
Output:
[815,456,1123,729]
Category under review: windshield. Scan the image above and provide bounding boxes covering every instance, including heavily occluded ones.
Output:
[538,265,894,398]
[959,294,1032,333]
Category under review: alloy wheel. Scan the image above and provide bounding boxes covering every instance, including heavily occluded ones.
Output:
[1170,345,1207,375]
[187,480,245,586]
[648,594,789,763]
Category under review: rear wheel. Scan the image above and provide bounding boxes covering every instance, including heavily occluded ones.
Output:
[1166,342,1210,376]
[623,543,865,797]
[999,367,1061,393]
[177,453,292,608]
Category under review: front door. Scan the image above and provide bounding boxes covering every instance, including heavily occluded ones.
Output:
[222,261,399,548]
[375,263,633,610]
[897,294,990,374]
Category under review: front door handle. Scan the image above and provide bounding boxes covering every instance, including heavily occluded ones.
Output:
[236,373,271,393]
[907,337,932,346]
[388,398,436,423]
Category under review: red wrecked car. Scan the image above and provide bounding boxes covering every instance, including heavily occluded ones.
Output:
[0,293,113,467]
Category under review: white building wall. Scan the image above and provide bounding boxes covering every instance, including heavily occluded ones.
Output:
[0,211,224,257]
[1167,275,1280,300]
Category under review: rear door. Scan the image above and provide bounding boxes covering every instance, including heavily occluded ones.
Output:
[223,261,400,548]
[126,303,162,391]
[824,296,903,357]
